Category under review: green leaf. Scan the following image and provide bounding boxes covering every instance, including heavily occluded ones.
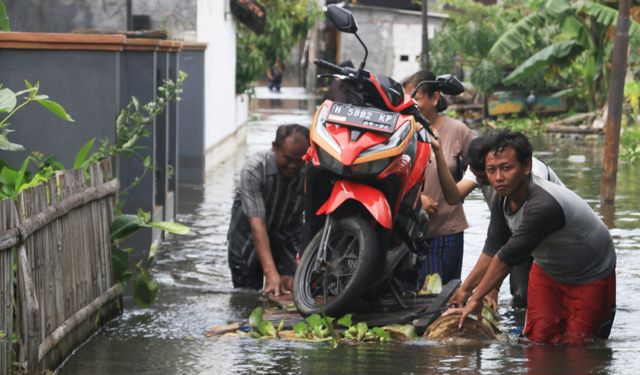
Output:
[503,40,582,85]
[35,98,74,122]
[132,270,159,307]
[277,320,284,333]
[545,0,571,18]
[112,247,131,283]
[312,325,328,339]
[578,1,640,38]
[249,307,264,328]
[73,137,96,169]
[137,208,151,223]
[305,314,324,329]
[293,321,308,337]
[0,1,10,31]
[0,88,17,113]
[0,166,17,186]
[337,314,352,328]
[14,157,31,191]
[356,322,368,340]
[370,327,391,341]
[12,88,36,97]
[143,155,152,168]
[257,320,277,338]
[0,131,24,151]
[489,11,549,58]
[110,214,143,241]
[146,221,190,235]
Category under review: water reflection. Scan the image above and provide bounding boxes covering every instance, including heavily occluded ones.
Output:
[58,109,640,374]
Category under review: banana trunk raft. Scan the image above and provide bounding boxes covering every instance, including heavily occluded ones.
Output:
[205,279,501,343]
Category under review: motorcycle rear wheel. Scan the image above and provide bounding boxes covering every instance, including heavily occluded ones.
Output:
[293,216,381,317]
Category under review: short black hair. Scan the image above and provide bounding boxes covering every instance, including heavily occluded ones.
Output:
[274,124,310,147]
[481,129,533,166]
[467,136,486,174]
[401,70,447,112]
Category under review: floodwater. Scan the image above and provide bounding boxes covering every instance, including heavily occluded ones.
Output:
[58,100,640,374]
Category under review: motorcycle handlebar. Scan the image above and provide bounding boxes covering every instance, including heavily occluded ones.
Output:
[315,59,345,74]
[410,105,438,140]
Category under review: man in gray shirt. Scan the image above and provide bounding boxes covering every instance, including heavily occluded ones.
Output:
[445,130,616,344]
[227,124,309,296]
[431,133,565,308]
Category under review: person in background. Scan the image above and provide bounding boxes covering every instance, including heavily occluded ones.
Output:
[445,129,616,345]
[267,57,284,93]
[431,133,564,308]
[227,124,310,296]
[402,70,474,287]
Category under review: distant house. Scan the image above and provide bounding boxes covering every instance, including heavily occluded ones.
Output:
[323,0,447,82]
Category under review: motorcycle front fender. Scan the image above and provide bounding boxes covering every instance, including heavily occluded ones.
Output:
[315,180,392,229]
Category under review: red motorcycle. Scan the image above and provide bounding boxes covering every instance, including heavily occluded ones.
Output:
[293,5,464,316]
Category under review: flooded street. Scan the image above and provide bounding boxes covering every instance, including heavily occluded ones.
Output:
[59,99,640,374]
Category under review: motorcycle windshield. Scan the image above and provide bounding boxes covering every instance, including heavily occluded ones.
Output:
[373,73,405,108]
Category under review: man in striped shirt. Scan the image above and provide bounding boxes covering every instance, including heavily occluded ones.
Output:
[227,124,309,296]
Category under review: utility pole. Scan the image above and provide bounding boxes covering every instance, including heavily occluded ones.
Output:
[126,0,133,31]
[421,0,429,70]
[600,0,630,214]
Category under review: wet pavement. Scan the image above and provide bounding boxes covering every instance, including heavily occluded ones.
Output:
[58,98,640,374]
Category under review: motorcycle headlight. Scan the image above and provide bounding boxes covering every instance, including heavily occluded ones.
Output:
[351,157,392,176]
[314,104,341,154]
[360,121,411,157]
[317,146,345,175]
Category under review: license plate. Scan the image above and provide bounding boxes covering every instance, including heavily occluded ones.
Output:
[327,103,398,134]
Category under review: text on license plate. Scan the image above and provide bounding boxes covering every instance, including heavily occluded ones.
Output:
[328,103,398,134]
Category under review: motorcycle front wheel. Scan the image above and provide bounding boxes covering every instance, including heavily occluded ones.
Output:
[293,216,381,317]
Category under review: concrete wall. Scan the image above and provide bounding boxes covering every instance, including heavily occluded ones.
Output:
[4,0,246,174]
[133,0,198,40]
[197,0,245,171]
[0,49,118,168]
[4,0,126,32]
[339,5,445,83]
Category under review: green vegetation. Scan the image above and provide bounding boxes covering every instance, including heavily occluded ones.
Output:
[0,0,9,32]
[242,308,401,346]
[235,0,321,93]
[432,0,640,113]
[491,0,640,111]
[492,114,548,134]
[0,73,190,307]
[0,80,74,153]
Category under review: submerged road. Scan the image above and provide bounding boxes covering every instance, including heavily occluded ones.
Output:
[59,93,640,374]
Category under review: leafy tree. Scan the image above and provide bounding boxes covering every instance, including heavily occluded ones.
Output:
[490,0,640,111]
[430,0,546,94]
[235,0,320,93]
[0,0,9,31]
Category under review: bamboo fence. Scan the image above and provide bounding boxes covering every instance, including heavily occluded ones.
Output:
[0,159,122,374]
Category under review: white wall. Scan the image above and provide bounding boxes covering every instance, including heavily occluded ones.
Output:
[197,0,241,168]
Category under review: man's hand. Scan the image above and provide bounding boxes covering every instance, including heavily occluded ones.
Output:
[443,297,484,330]
[421,194,438,215]
[486,288,499,311]
[281,275,294,294]
[447,286,471,308]
[263,271,293,297]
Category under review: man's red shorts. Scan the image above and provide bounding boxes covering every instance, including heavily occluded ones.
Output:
[523,263,616,345]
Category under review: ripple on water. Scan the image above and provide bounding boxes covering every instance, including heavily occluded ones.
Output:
[58,111,640,375]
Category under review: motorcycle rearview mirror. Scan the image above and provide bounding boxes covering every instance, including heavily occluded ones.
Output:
[326,4,358,33]
[436,74,465,96]
[326,4,368,70]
